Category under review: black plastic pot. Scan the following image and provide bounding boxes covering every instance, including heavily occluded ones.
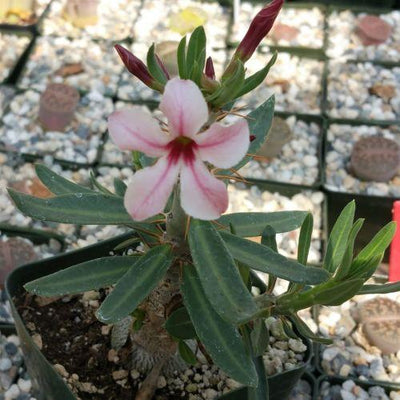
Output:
[6,231,313,400]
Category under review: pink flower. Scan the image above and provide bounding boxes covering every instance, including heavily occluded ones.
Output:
[235,0,284,62]
[108,78,249,221]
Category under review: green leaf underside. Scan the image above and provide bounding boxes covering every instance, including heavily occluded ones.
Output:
[314,279,365,306]
[24,256,140,296]
[189,220,257,324]
[248,356,268,400]
[96,245,173,324]
[165,307,197,340]
[181,265,258,387]
[297,214,313,266]
[358,281,400,295]
[178,340,197,365]
[35,164,93,195]
[220,232,329,285]
[217,211,307,237]
[324,201,355,273]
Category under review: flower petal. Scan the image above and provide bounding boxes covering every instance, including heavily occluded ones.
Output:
[180,158,228,220]
[195,119,250,169]
[160,78,208,138]
[124,156,180,221]
[108,107,169,157]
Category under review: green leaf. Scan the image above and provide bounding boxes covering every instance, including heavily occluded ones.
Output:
[35,164,92,195]
[181,265,258,387]
[90,171,114,195]
[358,281,400,295]
[236,52,277,98]
[165,307,197,340]
[351,222,396,272]
[261,226,277,293]
[334,218,364,281]
[113,178,127,197]
[177,35,187,78]
[8,189,134,225]
[248,356,268,400]
[313,279,364,306]
[217,211,307,237]
[178,340,197,365]
[250,320,269,357]
[349,253,383,281]
[189,220,257,324]
[24,256,141,296]
[288,315,332,345]
[190,49,206,86]
[186,26,206,78]
[297,213,313,265]
[323,201,355,273]
[220,232,330,285]
[147,43,168,85]
[96,245,173,324]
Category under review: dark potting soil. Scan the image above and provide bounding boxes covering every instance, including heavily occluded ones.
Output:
[15,291,194,400]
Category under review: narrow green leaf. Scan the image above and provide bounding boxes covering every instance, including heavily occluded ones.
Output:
[334,218,364,281]
[9,189,132,225]
[323,201,355,273]
[96,245,173,323]
[178,340,197,365]
[261,225,277,293]
[358,281,400,295]
[313,279,364,306]
[90,171,114,195]
[177,35,187,78]
[35,164,92,195]
[217,211,307,237]
[113,178,127,197]
[248,356,268,400]
[297,213,313,265]
[288,315,332,345]
[189,220,257,324]
[24,256,140,296]
[186,26,206,77]
[182,265,258,387]
[352,222,396,269]
[250,270,267,294]
[236,52,277,98]
[250,320,269,357]
[349,253,383,281]
[147,43,168,84]
[220,232,330,285]
[165,307,197,340]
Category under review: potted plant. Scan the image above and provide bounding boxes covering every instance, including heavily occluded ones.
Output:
[5,0,400,399]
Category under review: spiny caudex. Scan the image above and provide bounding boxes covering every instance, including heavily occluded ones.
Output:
[8,1,400,399]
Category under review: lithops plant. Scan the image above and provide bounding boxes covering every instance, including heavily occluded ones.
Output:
[63,0,100,28]
[359,297,400,354]
[350,136,400,182]
[257,116,293,159]
[39,83,80,131]
[356,15,392,46]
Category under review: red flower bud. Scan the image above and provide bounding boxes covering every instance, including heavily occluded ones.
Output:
[205,56,216,80]
[235,0,284,62]
[250,135,256,142]
[114,44,163,91]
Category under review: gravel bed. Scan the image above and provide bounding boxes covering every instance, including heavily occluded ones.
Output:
[132,0,229,48]
[327,62,400,121]
[0,153,89,235]
[18,36,122,97]
[325,123,400,197]
[0,89,112,165]
[226,183,324,263]
[116,46,228,103]
[239,115,321,186]
[327,10,400,62]
[231,3,324,49]
[0,87,14,117]
[41,0,141,41]
[0,33,30,83]
[235,51,323,114]
[0,328,35,400]
[318,379,400,400]
[319,292,400,383]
